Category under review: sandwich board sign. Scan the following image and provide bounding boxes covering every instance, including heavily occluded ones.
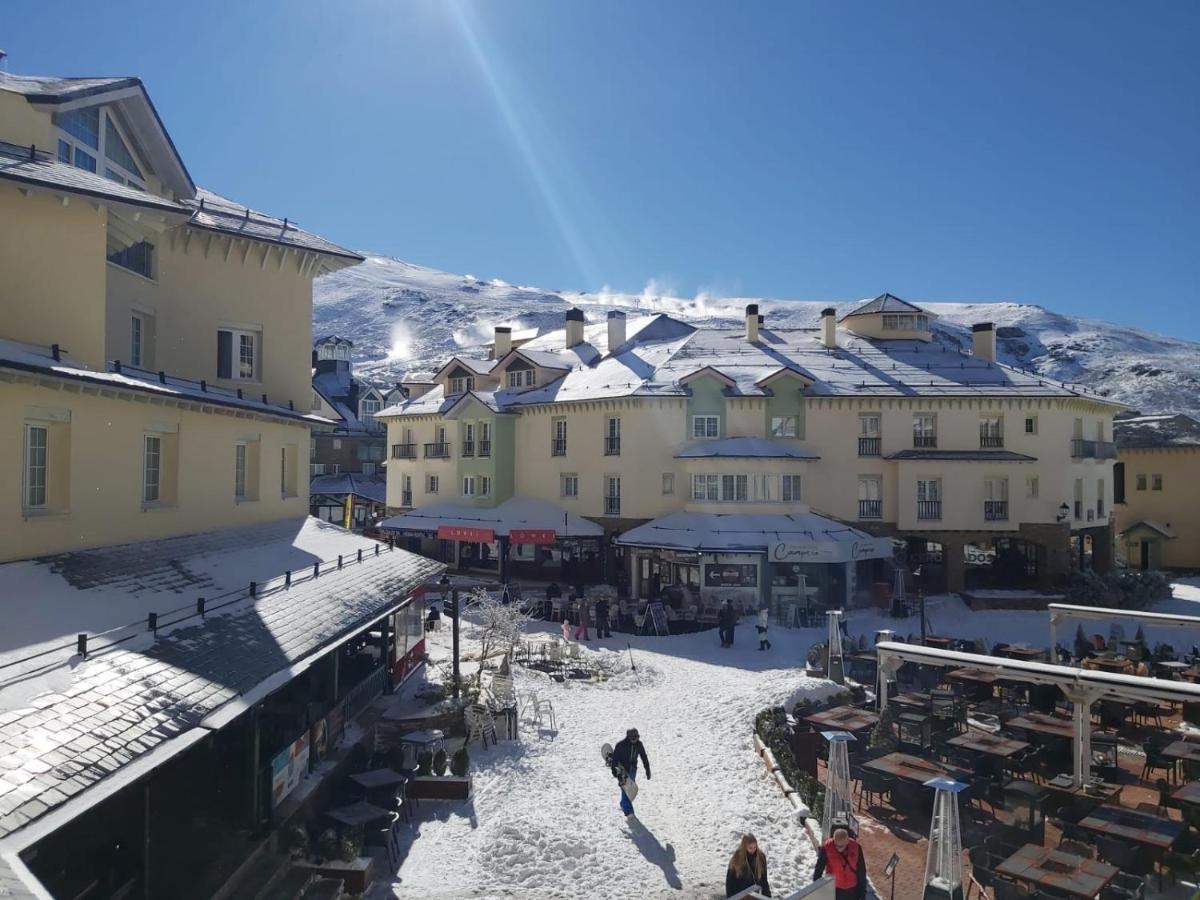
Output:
[639,601,669,636]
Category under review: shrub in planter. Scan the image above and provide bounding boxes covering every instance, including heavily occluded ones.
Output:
[450,747,470,777]
[868,706,898,754]
[416,750,434,777]
[318,828,339,863]
[285,825,309,860]
[339,834,360,863]
[432,748,448,776]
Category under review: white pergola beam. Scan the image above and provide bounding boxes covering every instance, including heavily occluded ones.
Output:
[1049,603,1200,654]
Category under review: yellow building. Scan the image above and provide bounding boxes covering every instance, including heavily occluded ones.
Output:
[380,296,1125,601]
[0,71,363,561]
[1114,413,1200,570]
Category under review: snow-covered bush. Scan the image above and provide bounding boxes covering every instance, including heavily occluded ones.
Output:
[1064,569,1172,609]
[469,587,533,673]
[869,706,898,754]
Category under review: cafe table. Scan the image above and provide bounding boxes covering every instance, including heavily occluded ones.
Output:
[1004,713,1077,742]
[1171,781,1200,807]
[1090,656,1132,674]
[1163,740,1200,765]
[325,800,394,828]
[1002,645,1047,662]
[1156,660,1190,676]
[946,731,1029,759]
[922,636,954,650]
[995,844,1118,898]
[1077,803,1185,850]
[804,705,878,734]
[862,752,971,786]
[891,692,932,711]
[350,768,408,792]
[947,667,998,685]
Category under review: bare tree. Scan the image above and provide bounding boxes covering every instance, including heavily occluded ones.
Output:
[468,587,533,674]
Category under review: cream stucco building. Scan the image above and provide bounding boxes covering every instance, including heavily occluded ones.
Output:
[380,296,1124,605]
[0,71,362,562]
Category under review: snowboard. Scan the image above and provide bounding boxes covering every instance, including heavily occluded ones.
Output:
[601,742,639,802]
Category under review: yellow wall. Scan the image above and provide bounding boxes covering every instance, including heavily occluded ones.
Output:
[1114,448,1200,568]
[0,378,309,561]
[0,92,54,148]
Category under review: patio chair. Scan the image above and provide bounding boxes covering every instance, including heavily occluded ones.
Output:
[1134,701,1166,728]
[858,770,890,810]
[1140,740,1177,783]
[992,877,1033,900]
[1110,872,1146,899]
[1096,836,1152,876]
[465,704,498,748]
[966,846,998,899]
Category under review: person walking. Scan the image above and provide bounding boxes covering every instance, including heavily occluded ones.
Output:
[595,595,612,638]
[757,606,771,651]
[717,600,733,648]
[812,828,867,900]
[574,594,591,641]
[725,833,771,898]
[610,727,651,817]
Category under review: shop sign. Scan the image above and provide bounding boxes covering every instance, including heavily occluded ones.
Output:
[510,528,557,545]
[270,732,311,808]
[703,562,759,588]
[437,525,495,543]
[769,537,891,564]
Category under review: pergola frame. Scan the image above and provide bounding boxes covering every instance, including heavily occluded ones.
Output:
[876,641,1200,787]
[1048,603,1200,655]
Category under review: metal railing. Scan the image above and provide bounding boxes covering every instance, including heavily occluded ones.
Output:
[984,500,1009,521]
[424,442,450,459]
[552,438,567,456]
[858,436,881,457]
[917,500,942,520]
[478,440,491,458]
[341,666,388,721]
[913,434,938,448]
[604,496,621,516]
[604,437,621,456]
[461,441,475,457]
[1070,439,1118,460]
[979,434,1004,449]
[391,443,416,460]
[859,499,882,519]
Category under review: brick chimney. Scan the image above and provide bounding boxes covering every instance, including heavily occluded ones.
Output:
[821,308,837,349]
[972,322,996,362]
[494,326,512,359]
[565,308,585,348]
[607,310,626,353]
[746,304,759,342]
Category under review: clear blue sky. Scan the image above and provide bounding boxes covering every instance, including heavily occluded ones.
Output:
[7,1,1198,334]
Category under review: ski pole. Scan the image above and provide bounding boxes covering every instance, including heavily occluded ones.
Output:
[627,643,636,672]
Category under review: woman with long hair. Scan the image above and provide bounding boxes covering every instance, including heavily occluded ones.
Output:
[725,833,771,897]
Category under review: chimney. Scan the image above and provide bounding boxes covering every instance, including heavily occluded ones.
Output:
[821,307,837,349]
[565,307,585,348]
[494,326,512,359]
[607,310,627,353]
[745,304,759,342]
[972,322,996,362]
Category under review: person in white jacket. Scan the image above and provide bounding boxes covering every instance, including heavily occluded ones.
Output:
[757,607,771,651]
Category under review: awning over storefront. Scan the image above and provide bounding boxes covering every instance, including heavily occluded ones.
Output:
[381,497,605,542]
[616,510,893,562]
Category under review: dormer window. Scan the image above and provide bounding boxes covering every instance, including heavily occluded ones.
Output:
[507,369,535,388]
[449,375,474,395]
[54,106,145,190]
[317,342,352,362]
[882,313,929,331]
[361,395,381,429]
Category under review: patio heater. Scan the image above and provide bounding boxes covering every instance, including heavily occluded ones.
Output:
[826,609,845,685]
[892,566,907,617]
[821,731,857,839]
[922,776,967,900]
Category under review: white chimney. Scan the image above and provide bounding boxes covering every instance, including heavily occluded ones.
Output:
[565,307,585,348]
[821,307,837,349]
[493,326,512,359]
[607,310,626,353]
[745,304,759,342]
[972,322,996,362]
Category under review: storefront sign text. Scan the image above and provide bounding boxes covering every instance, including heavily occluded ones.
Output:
[509,528,557,545]
[769,537,892,564]
[437,525,495,543]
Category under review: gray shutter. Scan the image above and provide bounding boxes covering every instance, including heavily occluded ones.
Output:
[217,330,232,379]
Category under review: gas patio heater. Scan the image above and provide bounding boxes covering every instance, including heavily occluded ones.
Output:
[821,731,857,838]
[922,777,967,900]
[826,609,846,685]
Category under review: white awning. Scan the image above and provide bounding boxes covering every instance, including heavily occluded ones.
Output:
[380,497,604,540]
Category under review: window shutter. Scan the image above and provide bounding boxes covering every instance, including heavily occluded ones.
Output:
[217,330,232,379]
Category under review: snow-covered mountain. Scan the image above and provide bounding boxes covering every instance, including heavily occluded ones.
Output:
[314,255,1200,417]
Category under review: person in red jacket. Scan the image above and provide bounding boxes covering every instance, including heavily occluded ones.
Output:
[812,828,867,900]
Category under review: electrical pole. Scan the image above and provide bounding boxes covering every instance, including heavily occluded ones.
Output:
[451,588,461,700]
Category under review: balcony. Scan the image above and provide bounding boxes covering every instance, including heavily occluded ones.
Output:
[461,441,475,458]
[604,496,621,516]
[984,500,1008,521]
[551,438,567,457]
[478,440,491,458]
[858,436,881,457]
[391,443,416,460]
[913,434,938,449]
[424,442,450,459]
[604,437,621,456]
[917,500,942,520]
[859,499,882,519]
[979,434,1004,449]
[1070,439,1118,460]
[401,491,413,507]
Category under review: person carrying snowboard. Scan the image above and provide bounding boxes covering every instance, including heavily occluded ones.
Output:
[611,727,651,817]
[757,606,771,651]
[725,833,771,897]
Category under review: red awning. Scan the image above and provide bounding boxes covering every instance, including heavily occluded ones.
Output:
[437,525,495,543]
[510,528,557,545]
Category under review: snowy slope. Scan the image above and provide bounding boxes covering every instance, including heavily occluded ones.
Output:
[315,255,1200,417]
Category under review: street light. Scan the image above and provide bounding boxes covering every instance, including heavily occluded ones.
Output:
[1056,503,1071,523]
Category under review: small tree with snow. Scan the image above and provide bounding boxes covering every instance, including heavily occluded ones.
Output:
[468,587,533,674]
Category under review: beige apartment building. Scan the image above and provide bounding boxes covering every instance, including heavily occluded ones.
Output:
[0,71,363,561]
[380,296,1124,606]
[1113,413,1200,570]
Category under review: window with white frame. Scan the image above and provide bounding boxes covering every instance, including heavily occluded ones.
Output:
[858,476,881,501]
[24,424,48,509]
[913,412,937,445]
[692,415,720,439]
[108,241,154,279]
[360,395,381,428]
[480,476,492,497]
[691,474,719,501]
[662,473,674,495]
[449,375,474,395]
[427,474,440,493]
[882,313,929,331]
[130,314,144,367]
[462,476,476,497]
[561,473,579,498]
[605,475,621,515]
[507,368,535,388]
[1026,476,1039,498]
[722,474,749,502]
[859,413,881,436]
[780,474,802,502]
[217,328,261,381]
[917,479,941,501]
[769,416,798,438]
[234,444,248,499]
[143,435,161,503]
[55,106,147,188]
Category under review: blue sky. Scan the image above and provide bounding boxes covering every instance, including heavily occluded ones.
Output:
[7,1,1198,334]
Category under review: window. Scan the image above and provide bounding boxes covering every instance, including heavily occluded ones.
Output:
[882,313,929,331]
[605,417,621,455]
[479,422,492,457]
[1025,416,1038,435]
[280,447,288,495]
[427,474,440,493]
[217,328,260,381]
[104,114,142,179]
[1096,478,1105,517]
[917,479,941,519]
[605,475,621,515]
[552,418,567,455]
[913,412,936,447]
[1136,474,1147,491]
[662,473,674,495]
[57,139,71,164]
[507,368,535,388]
[402,474,413,506]
[721,474,749,502]
[312,391,322,411]
[859,414,881,436]
[55,106,144,188]
[1113,462,1126,504]
[24,425,48,509]
[333,438,342,450]
[770,416,798,438]
[1026,476,1039,499]
[480,476,492,497]
[979,416,1004,448]
[449,375,474,395]
[1152,474,1163,491]
[561,473,579,498]
[692,415,720,439]
[462,476,476,497]
[780,474,802,503]
[360,395,381,429]
[984,477,1008,520]
[235,444,247,499]
[108,241,154,279]
[142,435,161,503]
[858,476,882,518]
[691,474,719,501]
[462,422,475,456]
[130,315,144,367]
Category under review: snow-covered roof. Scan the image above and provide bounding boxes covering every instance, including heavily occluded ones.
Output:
[674,437,820,460]
[0,517,442,846]
[310,472,387,503]
[616,510,888,556]
[1,338,333,427]
[312,366,387,433]
[1114,413,1200,449]
[381,497,604,539]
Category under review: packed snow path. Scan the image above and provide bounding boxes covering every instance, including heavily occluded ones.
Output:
[377,620,839,899]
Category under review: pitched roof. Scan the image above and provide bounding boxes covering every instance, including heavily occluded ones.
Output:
[840,293,930,318]
[310,473,388,504]
[1114,413,1200,449]
[0,72,138,102]
[1117,520,1176,539]
[312,367,386,433]
[382,497,604,539]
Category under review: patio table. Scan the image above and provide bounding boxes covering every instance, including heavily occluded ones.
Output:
[891,692,931,711]
[1077,804,1185,850]
[1001,645,1046,661]
[1163,740,1200,764]
[995,844,1118,898]
[1005,713,1076,742]
[350,768,408,792]
[325,800,393,828]
[1089,656,1132,673]
[1171,781,1200,807]
[862,752,971,786]
[947,667,998,685]
[946,732,1029,759]
[1155,660,1190,674]
[804,705,878,733]
[922,636,954,649]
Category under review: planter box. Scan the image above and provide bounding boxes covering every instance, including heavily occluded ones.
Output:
[296,856,374,895]
[406,776,472,800]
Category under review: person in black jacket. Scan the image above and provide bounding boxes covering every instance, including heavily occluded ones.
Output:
[595,595,612,638]
[718,600,737,648]
[611,728,651,816]
[725,833,771,897]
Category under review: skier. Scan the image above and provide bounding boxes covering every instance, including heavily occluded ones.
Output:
[725,833,771,897]
[757,606,771,651]
[812,827,867,900]
[610,727,651,817]
[595,595,612,638]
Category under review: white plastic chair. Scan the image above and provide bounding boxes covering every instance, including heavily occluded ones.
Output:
[465,703,498,747]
